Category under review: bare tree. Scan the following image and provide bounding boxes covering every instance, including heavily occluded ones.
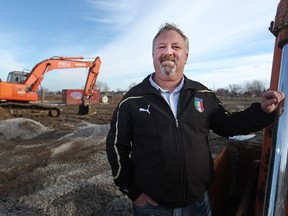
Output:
[96,81,104,91]
[103,83,110,93]
[216,88,229,97]
[243,80,267,96]
[228,84,243,96]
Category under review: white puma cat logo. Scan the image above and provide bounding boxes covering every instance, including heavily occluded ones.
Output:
[139,105,151,114]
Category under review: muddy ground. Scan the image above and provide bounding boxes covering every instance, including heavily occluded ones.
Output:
[0,95,264,216]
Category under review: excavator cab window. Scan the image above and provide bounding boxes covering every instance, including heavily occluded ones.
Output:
[7,71,29,83]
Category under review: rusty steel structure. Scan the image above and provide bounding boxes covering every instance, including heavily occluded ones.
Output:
[260,0,288,215]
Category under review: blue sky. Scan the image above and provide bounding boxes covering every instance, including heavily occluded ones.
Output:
[0,0,279,91]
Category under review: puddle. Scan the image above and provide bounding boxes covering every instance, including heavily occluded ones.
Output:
[230,134,256,141]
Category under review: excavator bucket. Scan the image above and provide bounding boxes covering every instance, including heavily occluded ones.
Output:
[77,104,90,115]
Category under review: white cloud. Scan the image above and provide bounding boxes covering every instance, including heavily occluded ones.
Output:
[84,0,144,28]
[186,53,273,89]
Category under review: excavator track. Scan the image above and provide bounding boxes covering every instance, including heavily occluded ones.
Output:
[0,102,61,117]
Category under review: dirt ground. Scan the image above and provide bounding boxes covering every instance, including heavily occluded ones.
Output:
[0,95,264,216]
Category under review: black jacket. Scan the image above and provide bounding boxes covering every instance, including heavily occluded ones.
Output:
[106,74,274,207]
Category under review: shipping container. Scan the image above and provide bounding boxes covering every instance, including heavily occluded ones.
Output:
[62,89,100,105]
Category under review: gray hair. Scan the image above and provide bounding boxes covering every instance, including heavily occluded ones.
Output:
[152,23,189,53]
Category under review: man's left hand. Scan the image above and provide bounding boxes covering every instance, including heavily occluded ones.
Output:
[261,90,285,113]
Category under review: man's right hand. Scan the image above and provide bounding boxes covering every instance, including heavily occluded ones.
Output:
[133,193,158,207]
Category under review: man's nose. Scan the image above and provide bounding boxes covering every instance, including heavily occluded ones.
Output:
[164,46,173,56]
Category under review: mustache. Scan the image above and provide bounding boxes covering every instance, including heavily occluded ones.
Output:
[160,55,175,62]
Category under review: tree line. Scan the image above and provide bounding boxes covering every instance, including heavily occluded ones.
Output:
[215,79,269,97]
[98,79,269,97]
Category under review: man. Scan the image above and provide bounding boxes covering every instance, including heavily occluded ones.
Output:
[106,23,285,215]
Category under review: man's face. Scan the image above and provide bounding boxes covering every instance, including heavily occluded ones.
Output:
[153,30,188,78]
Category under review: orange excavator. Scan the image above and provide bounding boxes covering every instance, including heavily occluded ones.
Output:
[0,56,101,117]
[208,0,288,215]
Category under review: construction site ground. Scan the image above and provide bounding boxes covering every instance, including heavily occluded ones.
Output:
[0,94,264,216]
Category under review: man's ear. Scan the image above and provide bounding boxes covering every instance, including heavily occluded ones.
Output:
[185,53,189,63]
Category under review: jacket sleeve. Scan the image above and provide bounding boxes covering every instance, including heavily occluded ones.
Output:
[106,102,141,201]
[210,102,275,138]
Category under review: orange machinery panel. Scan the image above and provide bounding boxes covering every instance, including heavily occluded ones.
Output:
[0,82,38,102]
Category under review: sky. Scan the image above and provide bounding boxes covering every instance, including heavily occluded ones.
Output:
[0,0,280,92]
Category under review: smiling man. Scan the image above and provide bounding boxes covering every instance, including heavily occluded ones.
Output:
[106,23,285,216]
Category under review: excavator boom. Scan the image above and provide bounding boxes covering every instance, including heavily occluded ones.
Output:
[24,56,98,92]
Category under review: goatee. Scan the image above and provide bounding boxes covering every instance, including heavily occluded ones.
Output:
[160,54,176,75]
[160,63,176,75]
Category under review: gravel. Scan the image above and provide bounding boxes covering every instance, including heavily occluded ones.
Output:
[0,118,132,216]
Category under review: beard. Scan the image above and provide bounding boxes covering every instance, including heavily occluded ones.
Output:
[159,55,176,76]
[160,63,176,75]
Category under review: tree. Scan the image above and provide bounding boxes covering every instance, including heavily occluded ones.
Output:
[96,81,110,93]
[103,83,110,93]
[216,88,229,97]
[228,84,243,97]
[96,81,104,91]
[243,80,267,97]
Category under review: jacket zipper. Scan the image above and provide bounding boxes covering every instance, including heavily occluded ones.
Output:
[176,89,190,203]
[175,119,179,128]
[175,118,187,202]
[156,91,187,202]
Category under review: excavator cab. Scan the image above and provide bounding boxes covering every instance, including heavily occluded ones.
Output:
[7,71,29,83]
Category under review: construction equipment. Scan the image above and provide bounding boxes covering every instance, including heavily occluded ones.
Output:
[0,56,101,117]
[208,0,288,215]
[257,0,288,214]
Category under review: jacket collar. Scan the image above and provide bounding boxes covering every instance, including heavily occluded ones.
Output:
[135,73,206,94]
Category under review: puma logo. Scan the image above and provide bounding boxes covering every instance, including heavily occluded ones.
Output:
[139,105,151,114]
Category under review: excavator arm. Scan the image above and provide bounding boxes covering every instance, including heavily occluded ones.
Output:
[78,57,101,115]
[24,56,99,93]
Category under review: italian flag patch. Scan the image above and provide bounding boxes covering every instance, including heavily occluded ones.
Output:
[194,97,204,113]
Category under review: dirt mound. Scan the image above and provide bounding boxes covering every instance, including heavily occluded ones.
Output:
[0,107,12,120]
